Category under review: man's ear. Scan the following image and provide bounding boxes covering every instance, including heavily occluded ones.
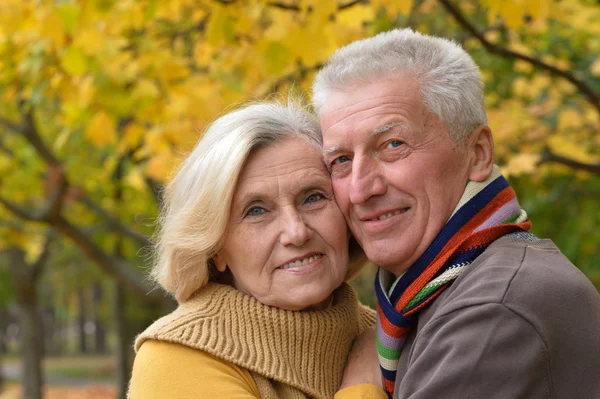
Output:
[212,252,228,272]
[467,125,494,182]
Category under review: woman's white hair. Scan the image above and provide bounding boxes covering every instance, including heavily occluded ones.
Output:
[152,99,366,303]
[312,28,487,145]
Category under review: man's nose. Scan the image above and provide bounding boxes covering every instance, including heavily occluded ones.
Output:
[349,155,386,204]
[279,208,312,247]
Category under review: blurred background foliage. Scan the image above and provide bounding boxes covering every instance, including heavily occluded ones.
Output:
[0,0,598,398]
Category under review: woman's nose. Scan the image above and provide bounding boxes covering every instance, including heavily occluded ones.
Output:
[279,208,312,247]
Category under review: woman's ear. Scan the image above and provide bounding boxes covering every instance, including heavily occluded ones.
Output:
[212,252,228,272]
[467,125,494,182]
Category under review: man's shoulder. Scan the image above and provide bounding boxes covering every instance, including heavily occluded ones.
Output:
[428,235,599,320]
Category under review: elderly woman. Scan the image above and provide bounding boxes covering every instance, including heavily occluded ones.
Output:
[128,101,382,398]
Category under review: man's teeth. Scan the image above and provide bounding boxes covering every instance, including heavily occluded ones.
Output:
[280,254,322,270]
[369,208,408,221]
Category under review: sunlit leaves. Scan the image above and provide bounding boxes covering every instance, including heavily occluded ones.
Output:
[0,0,598,262]
[86,111,116,147]
[61,47,88,76]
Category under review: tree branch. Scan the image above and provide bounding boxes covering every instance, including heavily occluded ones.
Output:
[0,138,15,158]
[79,194,152,248]
[438,0,600,115]
[145,177,164,209]
[339,0,364,11]
[0,196,42,221]
[0,167,67,221]
[40,165,68,221]
[19,111,61,167]
[0,117,20,133]
[267,0,364,12]
[538,147,600,175]
[51,214,172,308]
[31,233,53,280]
[263,63,324,98]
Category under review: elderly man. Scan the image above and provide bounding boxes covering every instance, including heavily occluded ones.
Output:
[314,29,600,399]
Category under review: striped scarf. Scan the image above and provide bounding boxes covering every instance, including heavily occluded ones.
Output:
[375,166,532,398]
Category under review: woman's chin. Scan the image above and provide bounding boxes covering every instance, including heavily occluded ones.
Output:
[276,288,338,312]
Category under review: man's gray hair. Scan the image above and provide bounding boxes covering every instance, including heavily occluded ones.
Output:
[312,28,487,144]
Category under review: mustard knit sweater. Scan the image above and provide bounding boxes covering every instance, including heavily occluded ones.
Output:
[133,282,379,398]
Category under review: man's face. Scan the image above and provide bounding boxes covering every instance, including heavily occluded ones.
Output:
[320,75,473,275]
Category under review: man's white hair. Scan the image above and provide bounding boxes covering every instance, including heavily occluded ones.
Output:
[312,28,487,144]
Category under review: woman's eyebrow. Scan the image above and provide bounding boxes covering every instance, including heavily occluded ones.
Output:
[235,189,266,207]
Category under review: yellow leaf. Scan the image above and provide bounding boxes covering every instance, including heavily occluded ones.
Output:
[548,135,597,164]
[508,40,533,57]
[371,0,413,16]
[78,76,96,106]
[257,39,291,74]
[53,128,73,151]
[512,77,529,98]
[306,0,337,25]
[146,151,174,182]
[123,123,147,148]
[590,59,600,77]
[40,10,66,49]
[337,5,375,29]
[56,3,81,34]
[264,10,296,41]
[584,107,599,126]
[193,42,217,66]
[206,4,235,46]
[503,153,541,177]
[557,109,583,131]
[514,60,533,74]
[395,0,414,15]
[74,28,106,56]
[62,47,87,76]
[24,234,44,264]
[125,167,146,191]
[132,79,160,100]
[86,111,116,147]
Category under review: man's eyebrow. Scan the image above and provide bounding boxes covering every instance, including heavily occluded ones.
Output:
[371,122,406,137]
[323,145,344,155]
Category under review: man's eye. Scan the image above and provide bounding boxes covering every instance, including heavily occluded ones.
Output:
[245,207,265,217]
[333,155,351,165]
[387,140,404,149]
[305,193,325,204]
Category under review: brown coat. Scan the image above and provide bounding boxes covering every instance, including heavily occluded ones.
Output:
[394,235,600,399]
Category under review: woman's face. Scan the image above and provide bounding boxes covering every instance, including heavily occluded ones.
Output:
[214,136,349,311]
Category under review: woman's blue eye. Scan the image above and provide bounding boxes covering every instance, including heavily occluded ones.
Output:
[246,207,265,217]
[305,193,324,204]
[387,140,404,148]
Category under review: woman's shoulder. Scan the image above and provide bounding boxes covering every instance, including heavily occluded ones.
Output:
[130,340,259,398]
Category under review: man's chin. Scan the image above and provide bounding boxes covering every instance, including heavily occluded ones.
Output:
[363,244,415,274]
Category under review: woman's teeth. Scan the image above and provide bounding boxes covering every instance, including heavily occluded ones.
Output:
[280,254,322,270]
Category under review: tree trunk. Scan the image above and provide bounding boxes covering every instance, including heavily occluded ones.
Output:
[42,308,56,356]
[77,288,87,354]
[17,301,44,399]
[114,283,129,399]
[92,282,106,354]
[0,310,4,393]
[7,246,49,399]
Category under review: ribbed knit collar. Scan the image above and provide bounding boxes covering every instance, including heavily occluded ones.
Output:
[136,282,374,399]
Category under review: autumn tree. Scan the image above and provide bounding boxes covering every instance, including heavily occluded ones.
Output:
[0,1,598,394]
